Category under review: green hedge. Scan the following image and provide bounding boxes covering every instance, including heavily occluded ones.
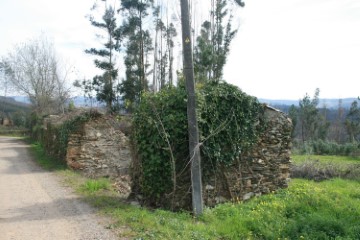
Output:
[311,140,360,156]
[132,82,265,208]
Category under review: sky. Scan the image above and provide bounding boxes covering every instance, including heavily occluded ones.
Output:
[0,0,359,100]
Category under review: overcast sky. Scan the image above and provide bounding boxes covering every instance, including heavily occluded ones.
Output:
[1,0,359,100]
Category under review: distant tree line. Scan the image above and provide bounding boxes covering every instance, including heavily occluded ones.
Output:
[281,89,360,155]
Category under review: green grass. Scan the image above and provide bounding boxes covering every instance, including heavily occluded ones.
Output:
[27,141,360,239]
[79,178,111,193]
[77,179,359,240]
[292,154,360,164]
[29,141,67,171]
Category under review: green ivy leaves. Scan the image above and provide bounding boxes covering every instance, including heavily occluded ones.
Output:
[133,82,265,207]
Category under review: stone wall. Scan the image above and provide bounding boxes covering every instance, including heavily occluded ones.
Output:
[203,106,292,205]
[42,111,132,179]
[66,115,131,178]
[41,106,291,207]
[130,105,292,209]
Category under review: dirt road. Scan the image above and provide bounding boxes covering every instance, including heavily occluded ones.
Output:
[0,137,119,240]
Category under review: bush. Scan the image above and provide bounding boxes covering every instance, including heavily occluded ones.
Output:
[291,159,360,181]
[312,140,360,156]
[132,82,264,208]
[293,140,360,156]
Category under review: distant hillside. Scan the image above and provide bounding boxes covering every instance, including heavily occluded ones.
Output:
[9,96,31,104]
[5,95,358,110]
[259,98,358,110]
[0,96,30,113]
[70,96,104,107]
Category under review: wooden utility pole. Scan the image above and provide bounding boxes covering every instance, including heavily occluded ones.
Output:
[180,0,203,216]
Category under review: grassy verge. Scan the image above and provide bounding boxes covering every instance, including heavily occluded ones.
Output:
[29,141,67,171]
[70,178,360,239]
[28,142,360,239]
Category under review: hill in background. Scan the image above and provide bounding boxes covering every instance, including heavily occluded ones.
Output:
[0,96,30,114]
[4,95,358,111]
[259,98,358,110]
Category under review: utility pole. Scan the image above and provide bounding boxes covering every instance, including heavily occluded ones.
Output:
[180,0,203,216]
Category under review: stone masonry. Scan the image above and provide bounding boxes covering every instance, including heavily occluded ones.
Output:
[42,111,132,179]
[42,106,291,206]
[203,106,292,206]
[65,115,131,178]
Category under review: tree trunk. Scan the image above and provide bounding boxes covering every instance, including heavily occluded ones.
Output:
[153,21,159,92]
[139,3,146,91]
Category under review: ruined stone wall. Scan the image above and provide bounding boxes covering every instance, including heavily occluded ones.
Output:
[65,115,131,178]
[204,106,292,205]
[41,106,291,206]
[42,112,132,179]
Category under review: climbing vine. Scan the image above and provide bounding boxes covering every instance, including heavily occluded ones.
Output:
[198,82,265,171]
[132,82,265,207]
[39,111,102,159]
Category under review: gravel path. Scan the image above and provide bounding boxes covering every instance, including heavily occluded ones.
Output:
[0,137,120,240]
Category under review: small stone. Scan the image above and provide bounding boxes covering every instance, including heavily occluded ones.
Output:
[243,192,254,201]
[215,196,227,204]
[205,185,214,190]
[130,201,141,207]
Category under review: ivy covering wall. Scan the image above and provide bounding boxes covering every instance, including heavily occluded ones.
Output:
[132,82,265,208]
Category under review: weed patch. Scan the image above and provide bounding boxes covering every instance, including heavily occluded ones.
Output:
[79,179,111,193]
[291,155,360,181]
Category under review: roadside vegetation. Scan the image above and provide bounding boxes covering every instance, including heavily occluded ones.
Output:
[64,176,360,239]
[29,141,67,171]
[26,141,360,239]
[0,125,28,136]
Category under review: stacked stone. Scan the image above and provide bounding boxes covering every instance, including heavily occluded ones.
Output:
[66,116,131,178]
[42,107,292,209]
[203,106,293,206]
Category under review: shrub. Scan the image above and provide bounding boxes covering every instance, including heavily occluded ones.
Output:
[293,140,360,156]
[291,159,360,181]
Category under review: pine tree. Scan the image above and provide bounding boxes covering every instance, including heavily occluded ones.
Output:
[194,0,243,83]
[119,0,153,111]
[85,2,120,113]
[345,100,360,142]
[298,88,320,143]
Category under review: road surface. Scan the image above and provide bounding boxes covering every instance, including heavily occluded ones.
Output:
[0,137,119,240]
